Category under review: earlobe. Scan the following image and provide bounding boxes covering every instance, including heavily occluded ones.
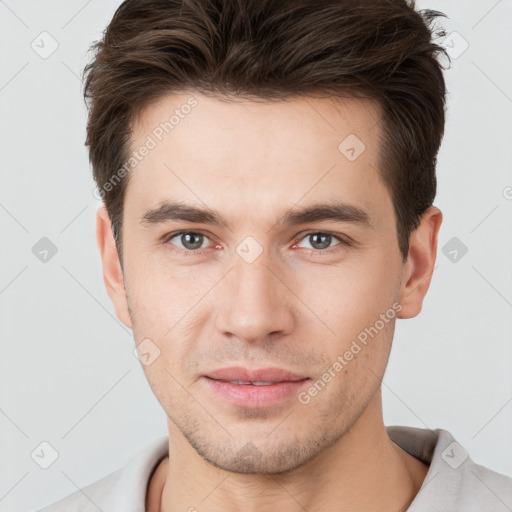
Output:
[397,206,443,319]
[96,205,132,328]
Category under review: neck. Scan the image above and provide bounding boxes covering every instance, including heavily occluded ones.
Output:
[149,390,429,512]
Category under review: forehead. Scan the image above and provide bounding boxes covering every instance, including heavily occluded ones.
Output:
[125,91,392,230]
[131,90,381,156]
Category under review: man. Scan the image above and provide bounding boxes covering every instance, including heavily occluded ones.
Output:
[39,0,512,511]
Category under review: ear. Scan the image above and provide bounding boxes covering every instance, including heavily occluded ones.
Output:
[397,206,443,319]
[96,205,132,328]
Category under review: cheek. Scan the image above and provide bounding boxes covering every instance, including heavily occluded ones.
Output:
[295,253,399,332]
[125,262,216,380]
[124,250,209,330]
[126,234,401,360]
[292,255,400,391]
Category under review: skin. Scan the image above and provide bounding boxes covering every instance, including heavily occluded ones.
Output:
[96,90,442,512]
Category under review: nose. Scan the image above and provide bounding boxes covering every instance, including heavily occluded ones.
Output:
[214,253,296,345]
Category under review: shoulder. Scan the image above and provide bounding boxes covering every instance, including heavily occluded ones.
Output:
[34,436,169,512]
[452,457,512,510]
[387,425,512,511]
[35,468,122,512]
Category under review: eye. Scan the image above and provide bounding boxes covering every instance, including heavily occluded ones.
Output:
[164,230,349,255]
[295,232,345,251]
[167,231,212,251]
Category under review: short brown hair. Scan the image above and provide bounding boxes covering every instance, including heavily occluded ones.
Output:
[83,0,450,263]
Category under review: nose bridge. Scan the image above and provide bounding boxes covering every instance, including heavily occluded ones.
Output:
[215,249,294,343]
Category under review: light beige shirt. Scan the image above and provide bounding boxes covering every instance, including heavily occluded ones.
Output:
[36,425,512,511]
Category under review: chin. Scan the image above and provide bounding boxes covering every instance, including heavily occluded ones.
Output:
[187,434,324,475]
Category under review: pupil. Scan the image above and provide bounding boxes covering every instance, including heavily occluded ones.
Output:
[310,233,331,250]
[182,233,203,250]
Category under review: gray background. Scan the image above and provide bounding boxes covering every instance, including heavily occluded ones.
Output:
[1,1,511,510]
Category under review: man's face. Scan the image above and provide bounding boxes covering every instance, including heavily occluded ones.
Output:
[116,92,409,473]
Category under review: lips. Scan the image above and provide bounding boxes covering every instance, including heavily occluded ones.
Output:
[222,381,277,386]
[203,366,310,408]
[205,366,309,383]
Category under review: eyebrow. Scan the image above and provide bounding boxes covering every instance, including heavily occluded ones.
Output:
[140,201,372,228]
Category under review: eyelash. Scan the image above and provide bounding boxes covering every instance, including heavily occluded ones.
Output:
[163,230,351,256]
